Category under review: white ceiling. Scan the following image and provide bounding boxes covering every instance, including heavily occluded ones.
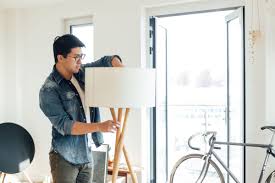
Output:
[0,0,68,9]
[0,0,217,10]
[0,0,195,9]
[1,0,274,13]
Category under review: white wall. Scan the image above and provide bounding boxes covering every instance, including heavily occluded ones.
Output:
[266,3,275,122]
[244,0,266,182]
[0,10,6,122]
[2,0,275,182]
[245,1,275,182]
[264,1,275,179]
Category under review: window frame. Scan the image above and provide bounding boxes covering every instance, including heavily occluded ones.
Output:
[64,16,93,34]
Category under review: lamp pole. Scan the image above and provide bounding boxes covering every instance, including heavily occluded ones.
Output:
[110,108,138,183]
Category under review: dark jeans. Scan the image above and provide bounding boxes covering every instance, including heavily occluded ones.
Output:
[49,151,94,183]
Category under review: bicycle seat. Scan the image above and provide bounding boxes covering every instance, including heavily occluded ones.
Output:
[261,126,275,131]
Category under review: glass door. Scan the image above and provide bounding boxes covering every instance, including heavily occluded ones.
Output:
[225,7,245,183]
[150,7,245,183]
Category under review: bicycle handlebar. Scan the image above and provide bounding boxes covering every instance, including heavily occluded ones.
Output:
[261,126,275,131]
[188,131,219,151]
[188,128,275,153]
[188,133,201,151]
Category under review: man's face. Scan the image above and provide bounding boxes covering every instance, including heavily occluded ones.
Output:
[59,47,84,74]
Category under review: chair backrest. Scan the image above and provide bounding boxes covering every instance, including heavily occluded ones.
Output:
[0,122,35,174]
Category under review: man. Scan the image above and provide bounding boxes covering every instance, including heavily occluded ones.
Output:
[39,34,123,183]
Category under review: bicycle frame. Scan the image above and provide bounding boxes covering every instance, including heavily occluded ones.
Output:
[197,133,275,183]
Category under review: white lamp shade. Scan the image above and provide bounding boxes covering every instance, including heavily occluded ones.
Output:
[85,67,156,108]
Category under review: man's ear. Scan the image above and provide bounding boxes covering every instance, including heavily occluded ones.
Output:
[57,55,64,62]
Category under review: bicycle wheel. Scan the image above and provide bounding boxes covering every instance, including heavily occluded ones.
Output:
[169,154,225,183]
[265,170,275,183]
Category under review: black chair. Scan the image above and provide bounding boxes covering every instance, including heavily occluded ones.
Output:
[0,122,35,182]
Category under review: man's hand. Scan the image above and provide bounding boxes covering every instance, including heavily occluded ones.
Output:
[98,120,121,133]
[111,56,124,67]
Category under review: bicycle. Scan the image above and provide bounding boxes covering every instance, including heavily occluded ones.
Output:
[169,126,275,183]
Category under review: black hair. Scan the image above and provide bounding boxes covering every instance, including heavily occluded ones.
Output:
[53,34,85,63]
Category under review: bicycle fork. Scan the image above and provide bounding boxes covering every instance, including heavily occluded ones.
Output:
[195,155,211,183]
[195,135,217,183]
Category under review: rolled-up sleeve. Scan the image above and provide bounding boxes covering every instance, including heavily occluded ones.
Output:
[83,55,121,68]
[39,87,74,135]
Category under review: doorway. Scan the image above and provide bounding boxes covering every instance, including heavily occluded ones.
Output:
[150,7,245,183]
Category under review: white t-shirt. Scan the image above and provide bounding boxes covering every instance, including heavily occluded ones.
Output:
[71,76,92,146]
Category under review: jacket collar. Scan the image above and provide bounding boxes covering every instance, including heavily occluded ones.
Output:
[51,65,84,87]
[52,65,66,85]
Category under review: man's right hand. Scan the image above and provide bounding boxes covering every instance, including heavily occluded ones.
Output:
[98,120,121,133]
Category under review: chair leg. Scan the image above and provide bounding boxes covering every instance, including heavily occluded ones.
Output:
[23,171,33,183]
[0,173,6,183]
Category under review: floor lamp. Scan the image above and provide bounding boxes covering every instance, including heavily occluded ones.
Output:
[85,67,155,183]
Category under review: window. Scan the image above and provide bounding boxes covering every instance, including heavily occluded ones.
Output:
[65,16,94,64]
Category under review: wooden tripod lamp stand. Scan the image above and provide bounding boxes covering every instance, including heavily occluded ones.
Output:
[85,68,156,183]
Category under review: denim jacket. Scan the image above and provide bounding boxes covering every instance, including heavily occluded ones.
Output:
[39,56,115,165]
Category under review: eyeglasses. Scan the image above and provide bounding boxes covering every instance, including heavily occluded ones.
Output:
[67,53,86,61]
